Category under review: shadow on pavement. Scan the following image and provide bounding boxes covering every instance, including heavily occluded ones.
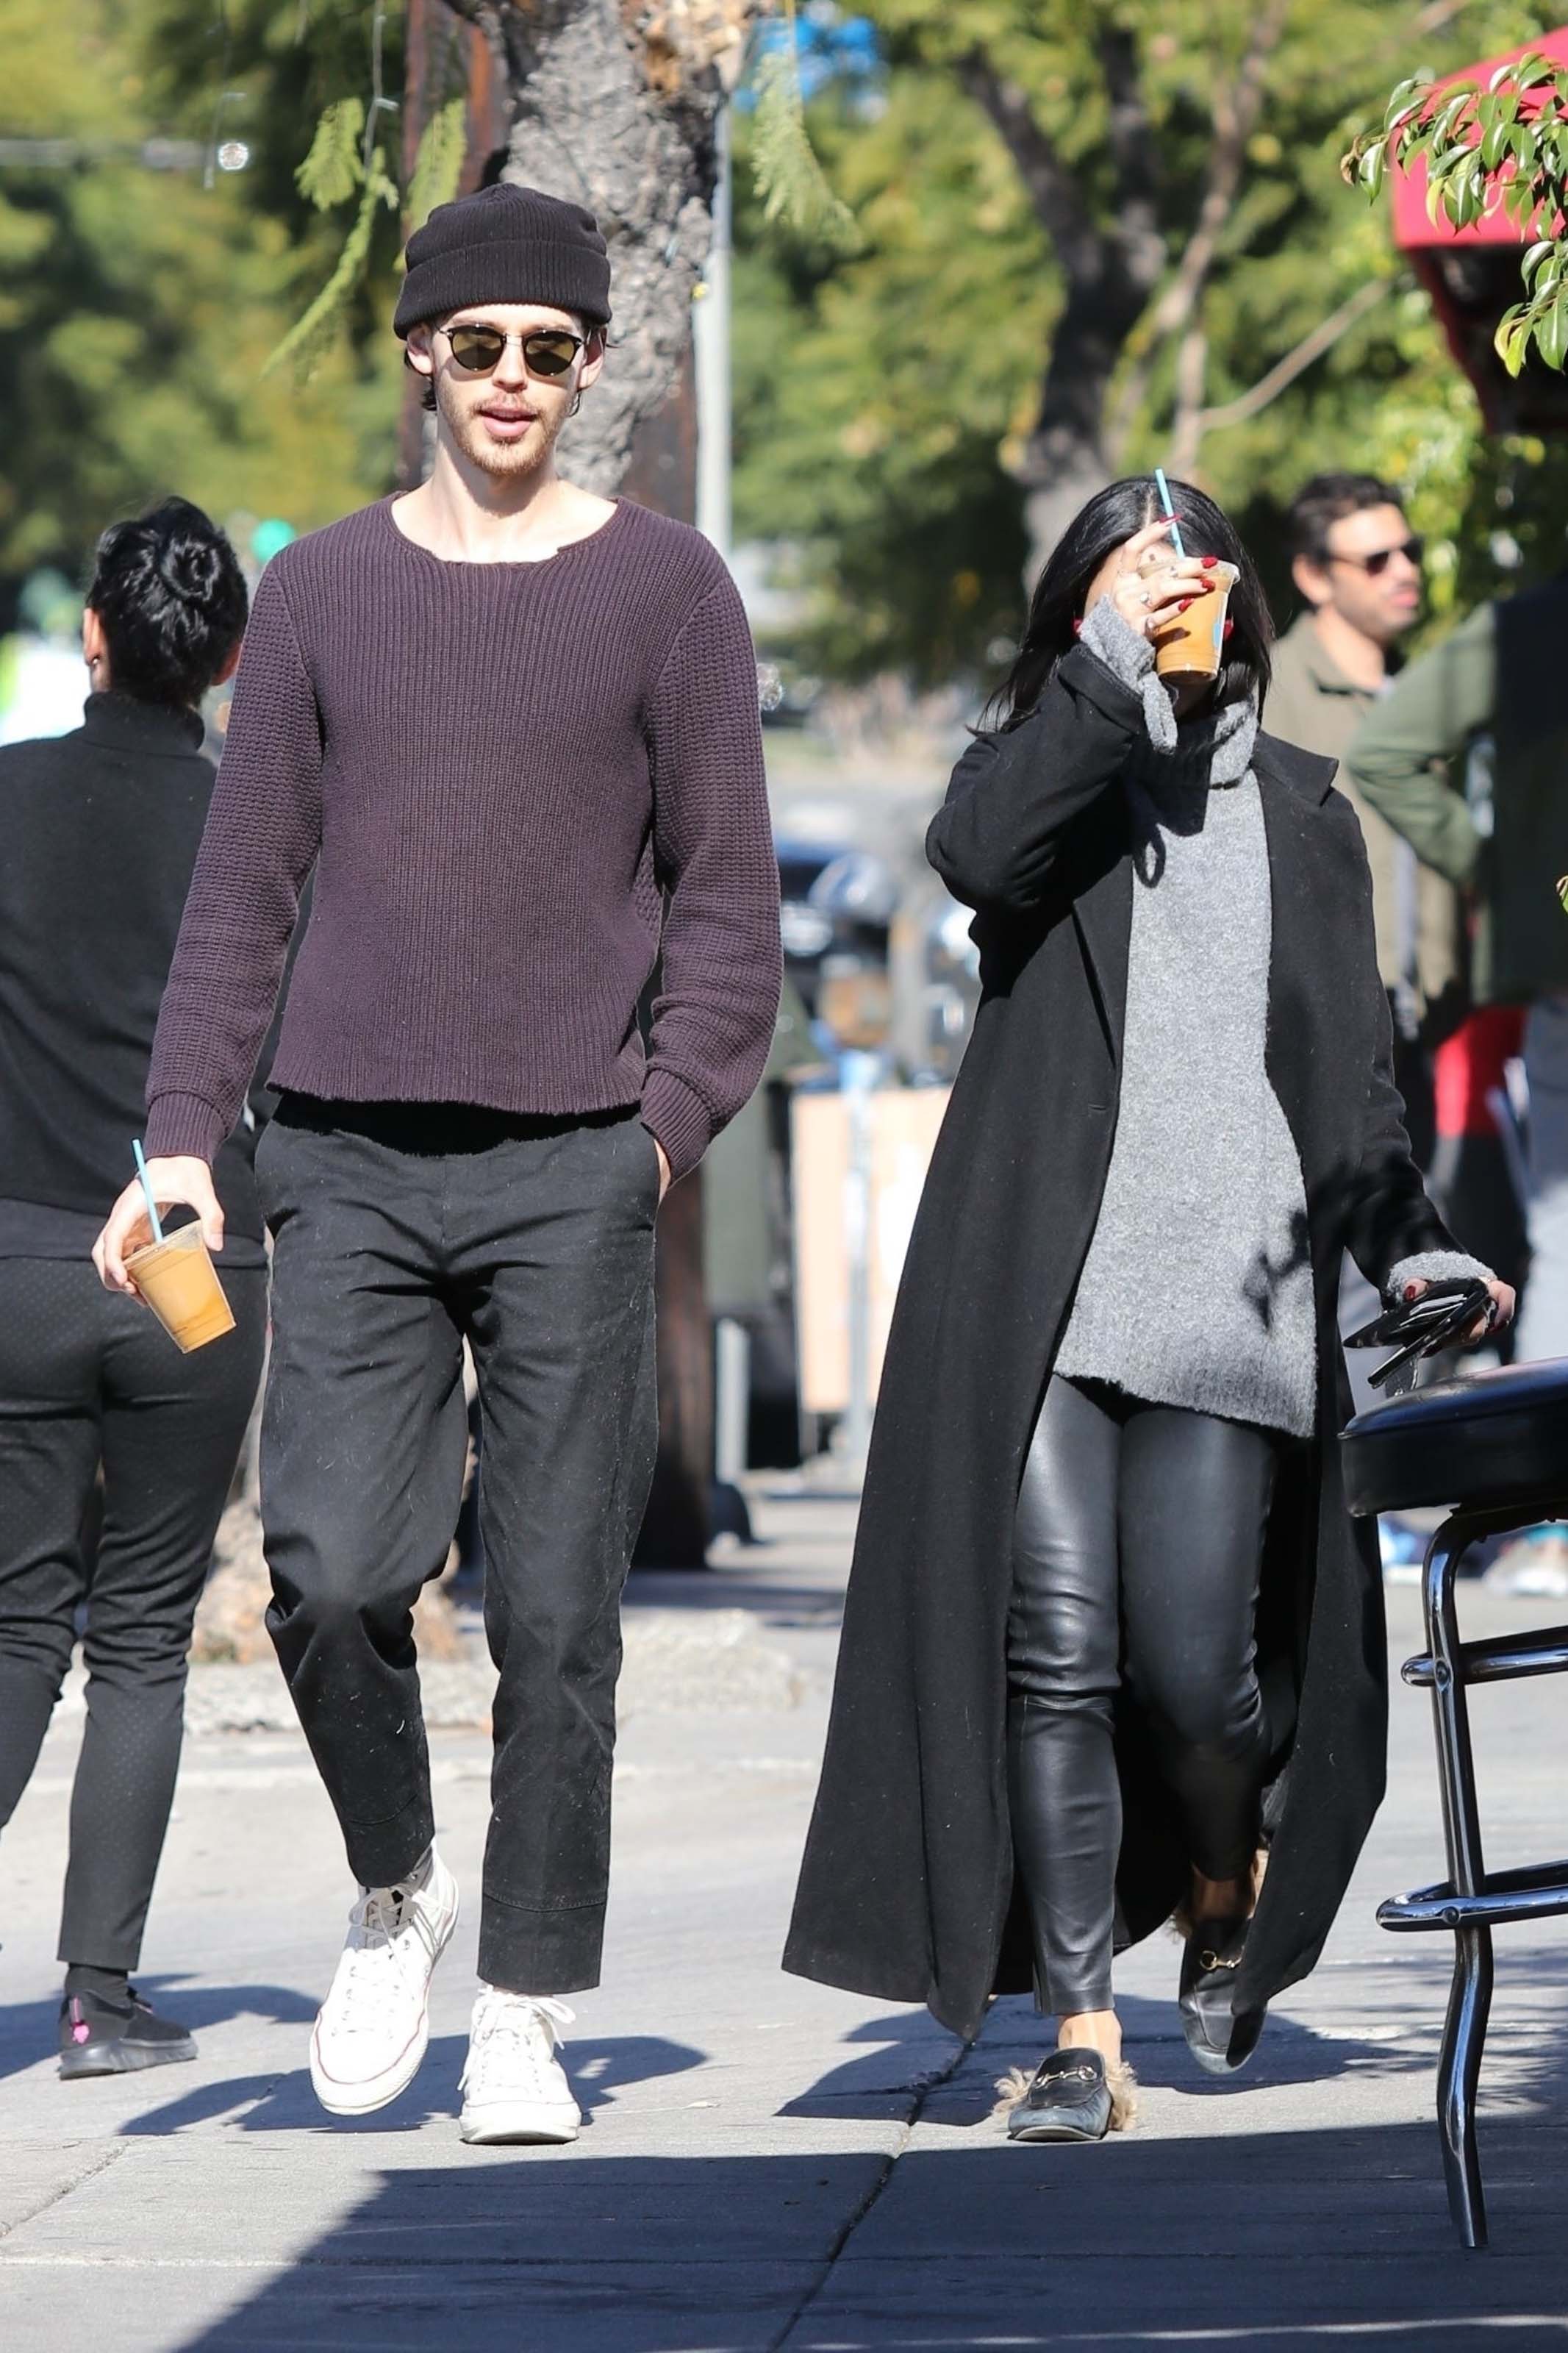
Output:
[116,2032,706,2138]
[779,1988,1455,2127]
[0,1977,317,2085]
[159,2115,1568,2352]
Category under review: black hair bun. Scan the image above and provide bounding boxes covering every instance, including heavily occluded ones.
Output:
[157,535,225,607]
[87,496,249,710]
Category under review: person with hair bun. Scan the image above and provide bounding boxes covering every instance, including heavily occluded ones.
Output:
[0,496,265,2077]
[786,477,1513,2146]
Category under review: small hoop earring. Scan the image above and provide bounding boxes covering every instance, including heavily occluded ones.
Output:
[568,390,582,419]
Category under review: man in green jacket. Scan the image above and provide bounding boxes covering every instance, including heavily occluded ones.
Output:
[1267,472,1458,1163]
[1345,572,1568,1360]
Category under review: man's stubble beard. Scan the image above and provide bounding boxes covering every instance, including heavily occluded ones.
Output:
[440,383,570,482]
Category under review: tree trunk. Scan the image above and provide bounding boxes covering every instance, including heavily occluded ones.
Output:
[442,0,756,492]
[959,31,1163,577]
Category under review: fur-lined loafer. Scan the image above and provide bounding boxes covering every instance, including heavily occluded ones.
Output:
[1179,1917,1265,2074]
[995,2046,1139,2143]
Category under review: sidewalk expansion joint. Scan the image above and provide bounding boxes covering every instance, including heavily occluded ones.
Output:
[767,2038,972,2353]
[0,2138,129,2248]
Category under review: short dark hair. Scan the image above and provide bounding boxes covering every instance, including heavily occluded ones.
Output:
[987,475,1272,729]
[87,497,247,709]
[1286,473,1404,565]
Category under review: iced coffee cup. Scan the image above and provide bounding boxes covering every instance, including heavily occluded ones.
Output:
[124,1224,235,1353]
[1136,544,1239,683]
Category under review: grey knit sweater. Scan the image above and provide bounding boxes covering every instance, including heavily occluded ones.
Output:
[1055,601,1490,1433]
[1055,600,1320,1433]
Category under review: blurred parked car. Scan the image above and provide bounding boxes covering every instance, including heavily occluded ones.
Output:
[776,835,897,1049]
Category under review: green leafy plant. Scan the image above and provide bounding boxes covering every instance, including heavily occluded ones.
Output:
[1346,49,1568,376]
[296,97,370,213]
[406,96,467,235]
[751,0,860,251]
[265,88,467,382]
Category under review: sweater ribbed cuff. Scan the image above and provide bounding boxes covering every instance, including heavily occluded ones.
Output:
[640,1068,715,1183]
[143,1090,226,1166]
[1383,1249,1495,1303]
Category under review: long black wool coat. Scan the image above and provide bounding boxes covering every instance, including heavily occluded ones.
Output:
[784,638,1461,2043]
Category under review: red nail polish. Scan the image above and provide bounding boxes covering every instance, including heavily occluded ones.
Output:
[1178,597,1195,610]
[1201,555,1219,569]
[1222,618,1235,640]
[1072,616,1083,636]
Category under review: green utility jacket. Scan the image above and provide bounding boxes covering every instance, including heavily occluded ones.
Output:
[1267,613,1458,1018]
[1344,577,1568,1006]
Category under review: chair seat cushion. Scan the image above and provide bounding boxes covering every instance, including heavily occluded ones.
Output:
[1341,1357,1568,1517]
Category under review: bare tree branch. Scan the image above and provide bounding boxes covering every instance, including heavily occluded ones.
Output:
[1189,276,1395,438]
[1413,0,1472,35]
[959,35,1166,559]
[1167,323,1209,474]
[1094,24,1161,264]
[954,49,1104,282]
[1106,0,1290,462]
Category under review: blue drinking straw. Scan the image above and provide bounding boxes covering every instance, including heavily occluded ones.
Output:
[1154,467,1187,560]
[132,1140,164,1245]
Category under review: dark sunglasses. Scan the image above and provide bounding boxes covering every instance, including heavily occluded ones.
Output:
[436,322,586,379]
[1327,535,1424,576]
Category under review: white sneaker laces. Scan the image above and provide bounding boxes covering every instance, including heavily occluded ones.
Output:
[332,1882,440,2037]
[459,1991,576,2096]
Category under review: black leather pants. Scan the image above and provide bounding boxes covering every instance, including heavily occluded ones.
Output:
[1007,1375,1279,2016]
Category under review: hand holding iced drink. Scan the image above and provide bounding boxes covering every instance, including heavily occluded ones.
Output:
[1136,543,1239,683]
[124,1224,235,1352]
[94,1141,235,1350]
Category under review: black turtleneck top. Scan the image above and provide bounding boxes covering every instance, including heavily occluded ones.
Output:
[0,693,265,1262]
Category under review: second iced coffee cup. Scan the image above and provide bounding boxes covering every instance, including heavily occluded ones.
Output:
[126,1224,235,1353]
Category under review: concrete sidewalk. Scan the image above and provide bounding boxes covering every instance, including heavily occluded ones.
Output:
[1,1482,1564,2349]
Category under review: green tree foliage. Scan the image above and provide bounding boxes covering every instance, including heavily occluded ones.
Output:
[1350,47,1568,374]
[0,0,407,619]
[734,0,1568,687]
[733,63,1041,684]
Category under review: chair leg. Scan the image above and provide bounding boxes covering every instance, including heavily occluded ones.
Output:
[1436,1921,1493,2249]
[1423,1512,1492,2249]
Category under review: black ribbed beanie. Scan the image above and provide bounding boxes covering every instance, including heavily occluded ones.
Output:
[394,184,612,335]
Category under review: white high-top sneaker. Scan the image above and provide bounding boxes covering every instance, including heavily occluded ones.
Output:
[309,1847,459,2117]
[458,1988,581,2145]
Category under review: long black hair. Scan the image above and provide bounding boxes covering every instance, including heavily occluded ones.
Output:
[987,476,1273,731]
[87,497,248,709]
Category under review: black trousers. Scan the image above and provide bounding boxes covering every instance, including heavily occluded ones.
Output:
[0,1255,266,1970]
[254,1099,660,1996]
[1007,1375,1279,2016]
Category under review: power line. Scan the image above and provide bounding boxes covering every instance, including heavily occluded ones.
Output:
[0,138,215,171]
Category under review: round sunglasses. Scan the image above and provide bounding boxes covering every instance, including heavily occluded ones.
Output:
[435,322,586,379]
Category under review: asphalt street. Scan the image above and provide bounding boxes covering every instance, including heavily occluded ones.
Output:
[1,1480,1564,2350]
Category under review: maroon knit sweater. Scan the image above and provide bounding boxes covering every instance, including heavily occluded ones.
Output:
[145,497,781,1181]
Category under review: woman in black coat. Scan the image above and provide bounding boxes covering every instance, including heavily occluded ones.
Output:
[0,501,268,2077]
[784,479,1511,2144]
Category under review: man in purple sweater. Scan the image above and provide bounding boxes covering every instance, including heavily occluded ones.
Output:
[95,185,781,2144]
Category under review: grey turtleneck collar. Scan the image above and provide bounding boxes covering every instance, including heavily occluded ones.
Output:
[1079,594,1256,781]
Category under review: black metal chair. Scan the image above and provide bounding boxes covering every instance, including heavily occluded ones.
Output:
[1342,1357,1568,2249]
